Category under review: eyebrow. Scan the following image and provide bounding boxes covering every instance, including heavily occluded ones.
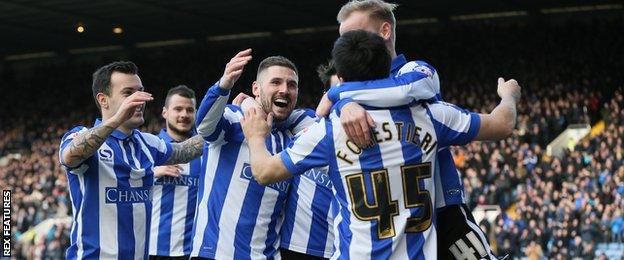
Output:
[121,86,143,92]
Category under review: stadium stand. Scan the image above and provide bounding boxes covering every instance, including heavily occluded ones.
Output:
[0,16,622,259]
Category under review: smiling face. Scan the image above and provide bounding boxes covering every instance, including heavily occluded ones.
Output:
[162,94,196,137]
[252,65,299,122]
[105,71,146,129]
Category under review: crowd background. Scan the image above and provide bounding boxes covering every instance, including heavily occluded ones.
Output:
[0,14,622,259]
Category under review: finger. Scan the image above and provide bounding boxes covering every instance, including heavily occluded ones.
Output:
[234,48,252,58]
[226,61,249,74]
[228,69,244,79]
[351,121,366,147]
[498,77,504,85]
[358,116,372,145]
[366,112,375,128]
[343,121,356,144]
[173,165,183,171]
[266,112,274,128]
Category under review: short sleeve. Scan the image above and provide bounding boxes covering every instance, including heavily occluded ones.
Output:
[138,132,173,166]
[426,101,481,147]
[59,126,89,169]
[280,118,332,176]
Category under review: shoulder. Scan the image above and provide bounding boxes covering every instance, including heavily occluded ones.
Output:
[398,60,437,77]
[224,104,244,122]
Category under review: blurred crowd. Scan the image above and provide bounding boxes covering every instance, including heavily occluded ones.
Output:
[0,16,622,259]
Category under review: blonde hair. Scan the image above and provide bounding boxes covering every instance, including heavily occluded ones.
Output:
[337,0,398,27]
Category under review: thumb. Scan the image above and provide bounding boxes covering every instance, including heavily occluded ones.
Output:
[267,112,274,128]
[498,77,505,85]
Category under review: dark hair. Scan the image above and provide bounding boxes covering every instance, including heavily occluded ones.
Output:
[331,30,390,82]
[92,61,138,109]
[317,60,336,90]
[256,56,298,80]
[165,85,196,107]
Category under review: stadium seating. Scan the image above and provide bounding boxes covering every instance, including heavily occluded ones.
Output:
[1,17,622,258]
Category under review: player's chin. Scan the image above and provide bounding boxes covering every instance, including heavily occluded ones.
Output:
[272,107,292,121]
[128,117,145,128]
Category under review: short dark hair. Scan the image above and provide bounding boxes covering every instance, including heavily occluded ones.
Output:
[165,85,196,107]
[92,61,138,109]
[256,56,298,80]
[317,60,336,89]
[331,30,390,82]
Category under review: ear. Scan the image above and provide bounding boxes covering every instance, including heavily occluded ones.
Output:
[338,76,345,84]
[96,93,108,109]
[252,81,260,97]
[380,21,392,41]
[161,106,167,119]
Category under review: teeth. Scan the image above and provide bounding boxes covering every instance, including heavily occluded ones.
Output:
[275,98,288,104]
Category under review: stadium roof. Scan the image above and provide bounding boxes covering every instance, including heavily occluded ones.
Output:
[1,0,621,57]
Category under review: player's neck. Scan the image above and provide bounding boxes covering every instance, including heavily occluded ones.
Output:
[166,128,190,142]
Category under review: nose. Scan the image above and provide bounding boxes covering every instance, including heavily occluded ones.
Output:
[277,82,288,94]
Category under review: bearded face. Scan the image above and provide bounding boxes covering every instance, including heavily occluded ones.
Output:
[253,66,299,122]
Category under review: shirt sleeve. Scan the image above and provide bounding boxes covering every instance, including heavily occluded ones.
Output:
[139,132,173,166]
[58,126,90,170]
[196,82,232,142]
[426,101,481,147]
[284,108,318,135]
[280,118,332,176]
[326,61,440,109]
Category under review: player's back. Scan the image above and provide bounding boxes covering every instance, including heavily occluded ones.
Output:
[281,100,480,259]
[326,104,440,259]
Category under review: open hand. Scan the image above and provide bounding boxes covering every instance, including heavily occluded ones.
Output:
[219,49,252,90]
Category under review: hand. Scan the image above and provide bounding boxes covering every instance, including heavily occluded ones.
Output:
[154,165,182,178]
[241,107,273,141]
[340,102,375,148]
[497,77,521,103]
[108,91,153,128]
[219,49,252,90]
[315,92,333,117]
[241,97,265,118]
[233,92,252,106]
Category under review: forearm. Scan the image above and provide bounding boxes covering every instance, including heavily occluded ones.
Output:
[164,135,204,165]
[196,83,230,138]
[476,97,517,141]
[329,71,437,110]
[62,121,117,168]
[247,137,290,185]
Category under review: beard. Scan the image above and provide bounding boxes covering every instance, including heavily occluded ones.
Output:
[167,121,193,138]
[258,88,295,122]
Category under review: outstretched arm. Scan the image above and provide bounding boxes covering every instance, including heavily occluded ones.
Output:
[61,91,153,168]
[163,135,205,165]
[476,78,521,141]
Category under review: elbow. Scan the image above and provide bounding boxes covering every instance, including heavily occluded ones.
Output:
[61,153,78,169]
[499,122,514,139]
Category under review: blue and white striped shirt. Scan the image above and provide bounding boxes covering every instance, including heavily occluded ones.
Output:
[149,129,202,256]
[327,55,466,208]
[279,101,481,259]
[191,84,311,259]
[59,119,172,260]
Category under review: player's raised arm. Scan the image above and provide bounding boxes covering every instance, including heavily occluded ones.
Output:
[475,77,521,141]
[241,108,291,185]
[61,91,153,168]
[196,48,252,141]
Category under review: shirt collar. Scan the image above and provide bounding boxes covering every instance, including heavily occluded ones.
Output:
[391,54,407,74]
[93,118,135,140]
[158,129,174,143]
